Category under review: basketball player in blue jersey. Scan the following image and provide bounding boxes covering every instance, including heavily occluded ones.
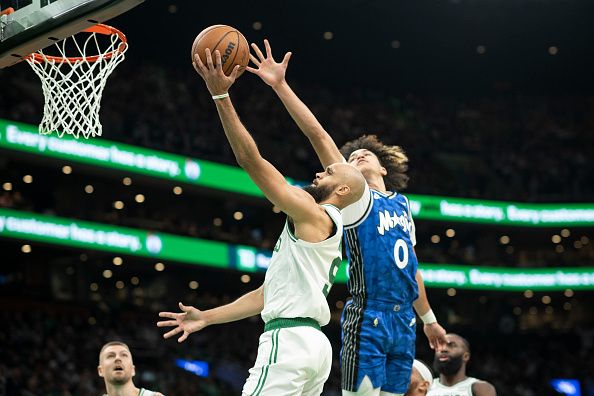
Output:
[248,40,447,396]
[158,49,366,395]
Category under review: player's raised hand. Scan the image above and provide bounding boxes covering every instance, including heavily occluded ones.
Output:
[193,49,241,96]
[423,322,447,350]
[157,302,208,343]
[247,39,292,89]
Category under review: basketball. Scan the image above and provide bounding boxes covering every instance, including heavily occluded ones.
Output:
[191,24,249,77]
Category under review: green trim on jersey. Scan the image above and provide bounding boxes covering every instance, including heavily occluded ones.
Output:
[285,218,298,242]
[264,317,321,332]
[249,329,280,396]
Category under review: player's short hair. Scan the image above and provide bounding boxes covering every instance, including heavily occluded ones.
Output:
[448,333,471,353]
[340,135,409,191]
[99,341,131,362]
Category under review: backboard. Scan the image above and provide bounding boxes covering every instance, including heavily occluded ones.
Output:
[0,0,144,68]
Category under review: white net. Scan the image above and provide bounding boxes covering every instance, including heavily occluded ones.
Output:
[25,25,128,139]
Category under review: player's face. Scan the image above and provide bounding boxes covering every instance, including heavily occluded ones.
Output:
[433,335,467,375]
[304,164,341,203]
[98,345,135,385]
[347,149,385,179]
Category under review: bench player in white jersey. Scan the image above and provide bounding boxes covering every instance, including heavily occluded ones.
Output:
[428,334,496,396]
[98,341,164,396]
[247,40,446,396]
[157,49,366,395]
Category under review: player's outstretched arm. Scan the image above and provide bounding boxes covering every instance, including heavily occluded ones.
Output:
[414,269,447,350]
[157,285,264,343]
[247,39,344,169]
[194,49,323,222]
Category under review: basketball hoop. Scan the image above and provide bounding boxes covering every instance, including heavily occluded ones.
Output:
[25,24,128,139]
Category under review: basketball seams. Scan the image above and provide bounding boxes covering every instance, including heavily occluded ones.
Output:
[191,25,226,62]
[192,25,248,77]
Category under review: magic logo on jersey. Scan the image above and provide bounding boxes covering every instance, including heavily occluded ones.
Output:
[377,209,413,236]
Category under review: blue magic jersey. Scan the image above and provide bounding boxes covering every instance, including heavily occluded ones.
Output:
[340,183,419,393]
[342,183,419,305]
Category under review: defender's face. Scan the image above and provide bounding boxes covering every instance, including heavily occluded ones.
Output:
[347,149,385,177]
[98,345,135,385]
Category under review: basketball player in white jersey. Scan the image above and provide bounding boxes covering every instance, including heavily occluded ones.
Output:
[427,334,496,396]
[157,49,366,395]
[98,341,164,396]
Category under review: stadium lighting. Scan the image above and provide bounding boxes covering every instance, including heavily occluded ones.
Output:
[61,165,72,174]
[22,175,33,183]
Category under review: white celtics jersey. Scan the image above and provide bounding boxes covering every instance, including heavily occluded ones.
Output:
[261,204,343,327]
[428,377,479,396]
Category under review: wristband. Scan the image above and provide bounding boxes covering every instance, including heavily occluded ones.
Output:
[212,93,229,100]
[420,309,437,324]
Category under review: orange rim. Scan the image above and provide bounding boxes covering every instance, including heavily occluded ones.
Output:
[27,24,127,64]
[0,7,15,16]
